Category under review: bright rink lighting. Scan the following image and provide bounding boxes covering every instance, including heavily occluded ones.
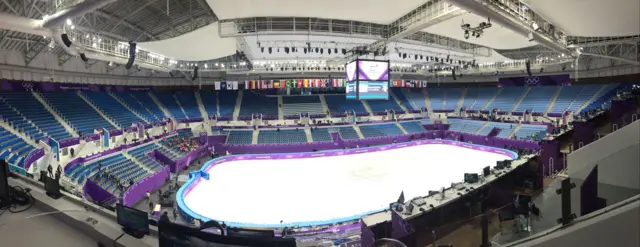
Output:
[182,144,514,227]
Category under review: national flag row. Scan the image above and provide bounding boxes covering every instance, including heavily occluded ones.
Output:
[391,80,428,88]
[245,79,347,89]
[214,81,239,90]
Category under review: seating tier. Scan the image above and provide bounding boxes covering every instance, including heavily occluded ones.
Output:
[85,92,143,128]
[41,92,114,135]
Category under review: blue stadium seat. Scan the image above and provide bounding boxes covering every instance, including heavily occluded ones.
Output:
[359,124,404,138]
[153,92,187,119]
[225,130,253,144]
[326,126,360,140]
[0,92,72,141]
[515,124,547,140]
[486,87,527,112]
[399,89,426,110]
[282,96,324,115]
[513,86,559,113]
[128,143,166,171]
[478,122,514,138]
[0,126,36,168]
[324,95,367,114]
[400,121,425,134]
[257,129,307,144]
[239,92,278,116]
[391,88,416,111]
[366,99,403,112]
[199,91,218,116]
[41,92,115,135]
[461,87,500,111]
[218,91,238,117]
[429,88,464,111]
[310,128,332,142]
[84,92,144,128]
[174,92,202,119]
[113,92,162,122]
[447,119,486,134]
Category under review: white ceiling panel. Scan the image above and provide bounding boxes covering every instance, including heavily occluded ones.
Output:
[138,23,237,61]
[244,35,509,63]
[522,0,640,37]
[206,0,427,24]
[424,13,537,50]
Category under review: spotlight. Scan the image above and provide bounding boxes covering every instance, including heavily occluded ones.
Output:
[268,47,272,54]
[464,30,469,39]
[320,48,324,54]
[304,48,307,54]
[420,55,424,60]
[284,47,290,54]
[261,47,264,53]
[334,48,338,54]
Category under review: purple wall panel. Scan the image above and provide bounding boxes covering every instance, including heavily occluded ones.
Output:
[122,166,171,206]
[83,178,116,204]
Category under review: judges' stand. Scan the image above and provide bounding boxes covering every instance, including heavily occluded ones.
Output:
[7,175,157,247]
[363,154,536,226]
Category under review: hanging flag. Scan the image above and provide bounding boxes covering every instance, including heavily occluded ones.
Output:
[251,80,257,89]
[230,81,238,90]
[332,79,338,88]
[219,81,227,90]
[273,80,280,88]
[266,80,272,89]
[214,81,221,90]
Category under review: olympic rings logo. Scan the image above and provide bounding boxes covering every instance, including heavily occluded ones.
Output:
[525,77,540,85]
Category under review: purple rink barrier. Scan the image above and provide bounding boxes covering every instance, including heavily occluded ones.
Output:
[122,166,171,206]
[177,139,518,228]
[149,150,175,167]
[446,132,540,150]
[23,148,45,170]
[83,178,116,205]
[173,144,211,173]
[274,222,360,237]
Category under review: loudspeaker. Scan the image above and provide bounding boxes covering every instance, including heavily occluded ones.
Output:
[525,60,532,76]
[452,69,457,80]
[80,53,88,62]
[61,34,72,47]
[191,66,198,81]
[125,42,137,69]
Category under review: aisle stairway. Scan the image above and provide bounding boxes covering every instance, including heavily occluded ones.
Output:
[40,92,116,135]
[108,92,151,123]
[149,92,173,119]
[0,92,73,141]
[31,91,78,137]
[84,92,144,128]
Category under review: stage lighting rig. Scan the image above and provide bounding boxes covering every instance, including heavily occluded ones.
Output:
[461,17,492,39]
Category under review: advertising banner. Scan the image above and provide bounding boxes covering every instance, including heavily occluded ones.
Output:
[49,138,60,162]
[101,127,110,148]
[357,60,389,81]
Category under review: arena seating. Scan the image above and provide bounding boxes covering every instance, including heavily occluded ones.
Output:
[399,121,425,133]
[427,88,464,111]
[240,92,278,116]
[514,124,547,140]
[0,126,35,168]
[359,123,404,138]
[399,89,427,111]
[0,95,45,141]
[447,119,487,134]
[218,91,238,117]
[282,96,325,115]
[366,99,403,112]
[66,154,126,183]
[324,95,367,114]
[258,129,307,144]
[462,87,499,111]
[127,143,164,171]
[548,86,584,114]
[84,92,144,128]
[486,87,527,112]
[89,154,151,195]
[329,126,360,140]
[478,122,514,138]
[199,91,218,116]
[0,92,72,141]
[41,92,115,135]
[225,130,253,144]
[513,86,559,113]
[160,132,197,155]
[582,84,621,112]
[310,127,332,142]
[112,92,162,122]
[154,92,187,119]
[174,92,202,119]
[391,88,414,111]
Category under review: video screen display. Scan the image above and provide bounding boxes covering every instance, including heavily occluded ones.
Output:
[357,81,388,100]
[345,61,357,81]
[116,203,150,233]
[158,221,295,247]
[346,81,358,99]
[357,60,389,81]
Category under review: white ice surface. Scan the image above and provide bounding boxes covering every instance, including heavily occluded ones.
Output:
[182,144,512,226]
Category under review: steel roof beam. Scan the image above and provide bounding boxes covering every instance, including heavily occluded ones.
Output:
[42,0,117,28]
[92,10,159,40]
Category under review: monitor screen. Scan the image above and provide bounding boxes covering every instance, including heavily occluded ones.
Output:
[158,220,296,247]
[346,81,358,99]
[345,61,357,81]
[357,81,388,100]
[357,60,389,81]
[116,203,150,233]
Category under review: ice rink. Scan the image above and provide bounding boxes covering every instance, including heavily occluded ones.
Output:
[182,144,514,227]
